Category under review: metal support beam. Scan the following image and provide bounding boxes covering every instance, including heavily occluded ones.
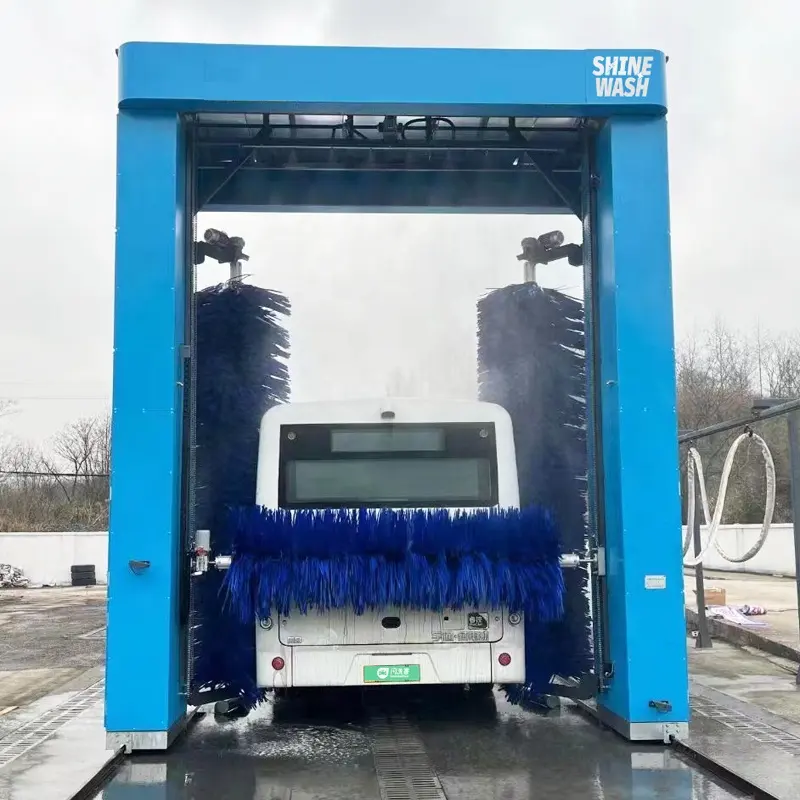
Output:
[107,111,188,743]
[692,471,712,649]
[680,397,800,444]
[196,136,581,153]
[197,167,578,213]
[508,125,583,215]
[593,116,689,736]
[750,397,800,683]
[200,121,273,207]
[787,411,800,684]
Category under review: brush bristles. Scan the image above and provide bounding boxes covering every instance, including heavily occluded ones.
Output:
[191,280,291,707]
[222,507,565,623]
[477,283,592,698]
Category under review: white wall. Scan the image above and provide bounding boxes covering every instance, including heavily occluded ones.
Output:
[0,524,796,586]
[682,523,796,578]
[0,531,108,586]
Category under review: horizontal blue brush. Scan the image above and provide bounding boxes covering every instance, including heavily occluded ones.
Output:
[222,507,565,624]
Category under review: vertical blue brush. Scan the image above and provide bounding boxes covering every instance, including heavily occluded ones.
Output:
[191,280,290,707]
[477,282,591,700]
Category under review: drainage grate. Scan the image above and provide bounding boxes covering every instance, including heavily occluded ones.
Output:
[0,680,105,770]
[691,694,800,757]
[369,715,447,800]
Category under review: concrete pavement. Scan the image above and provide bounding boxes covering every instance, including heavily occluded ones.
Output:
[0,586,106,710]
[1,581,800,799]
[684,570,799,652]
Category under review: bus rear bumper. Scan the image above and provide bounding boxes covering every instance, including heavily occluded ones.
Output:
[255,631,525,689]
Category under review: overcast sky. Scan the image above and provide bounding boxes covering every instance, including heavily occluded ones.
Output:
[1,1,797,446]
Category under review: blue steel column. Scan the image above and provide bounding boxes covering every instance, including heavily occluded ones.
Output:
[106,111,187,737]
[594,116,689,733]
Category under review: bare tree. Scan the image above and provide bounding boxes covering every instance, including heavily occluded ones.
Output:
[0,414,111,532]
[41,415,110,514]
[677,321,756,429]
[4,319,799,532]
[761,332,800,398]
[0,440,54,531]
[676,320,800,524]
[91,414,111,477]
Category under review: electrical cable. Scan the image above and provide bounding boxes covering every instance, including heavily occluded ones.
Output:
[682,431,776,566]
[400,117,457,140]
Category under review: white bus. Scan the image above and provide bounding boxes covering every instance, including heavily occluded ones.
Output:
[253,397,526,691]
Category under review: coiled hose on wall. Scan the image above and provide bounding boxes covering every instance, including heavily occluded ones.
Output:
[682,431,777,566]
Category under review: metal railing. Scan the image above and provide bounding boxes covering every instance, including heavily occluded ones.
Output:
[679,397,800,684]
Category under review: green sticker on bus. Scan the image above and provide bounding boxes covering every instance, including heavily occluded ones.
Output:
[363,664,421,683]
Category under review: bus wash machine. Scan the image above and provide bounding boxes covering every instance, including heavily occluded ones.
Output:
[106,42,687,752]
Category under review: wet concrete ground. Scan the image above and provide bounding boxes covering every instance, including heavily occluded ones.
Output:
[4,587,800,799]
[690,639,800,726]
[0,587,105,709]
[0,684,115,800]
[99,688,745,800]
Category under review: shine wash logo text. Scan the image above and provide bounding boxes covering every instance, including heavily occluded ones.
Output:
[593,55,654,98]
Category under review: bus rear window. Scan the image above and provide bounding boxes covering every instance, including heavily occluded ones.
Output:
[286,457,491,506]
[278,422,497,509]
[331,426,444,453]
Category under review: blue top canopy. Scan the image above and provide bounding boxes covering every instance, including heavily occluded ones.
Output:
[116,43,667,214]
[118,43,667,117]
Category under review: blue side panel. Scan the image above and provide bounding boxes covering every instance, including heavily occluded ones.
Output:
[106,111,186,733]
[594,117,688,725]
[118,43,667,116]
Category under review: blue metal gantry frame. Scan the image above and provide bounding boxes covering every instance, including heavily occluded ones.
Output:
[108,42,688,749]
